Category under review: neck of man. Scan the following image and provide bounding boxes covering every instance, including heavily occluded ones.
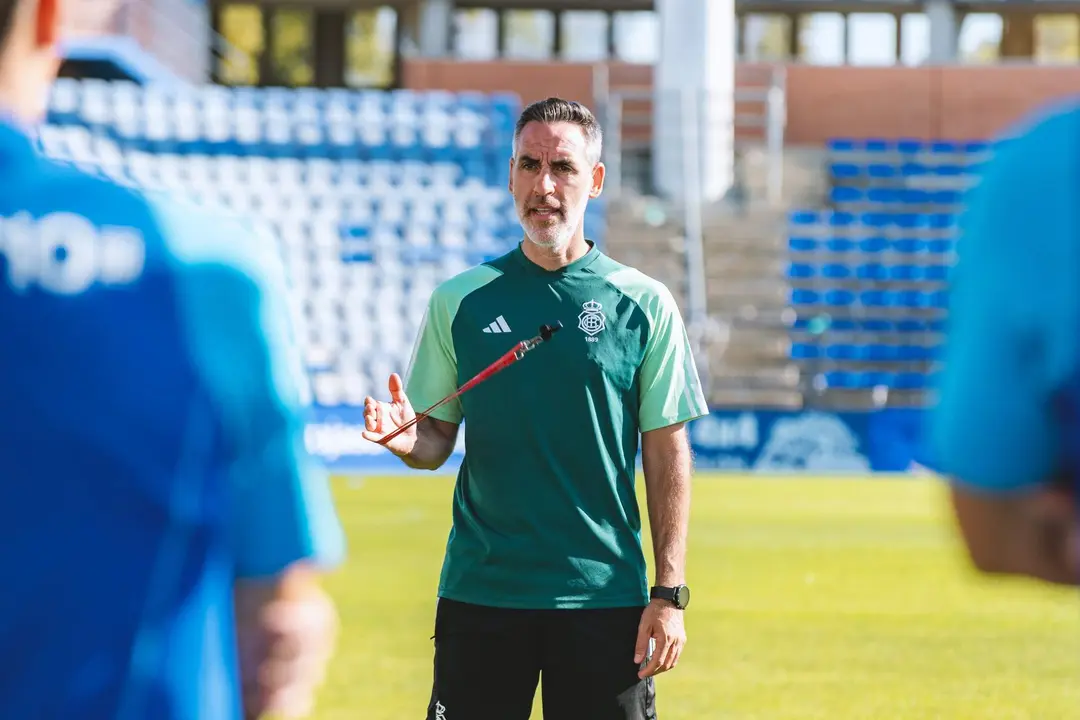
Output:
[0,66,39,129]
[521,232,590,272]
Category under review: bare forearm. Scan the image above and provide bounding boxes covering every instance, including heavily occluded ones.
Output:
[642,433,692,587]
[400,418,458,470]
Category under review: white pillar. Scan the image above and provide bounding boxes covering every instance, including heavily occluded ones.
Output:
[418,0,453,58]
[652,0,735,203]
[925,0,959,64]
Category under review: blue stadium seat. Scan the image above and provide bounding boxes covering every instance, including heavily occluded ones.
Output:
[858,237,888,254]
[862,371,894,388]
[860,290,889,308]
[823,371,859,389]
[888,265,921,282]
[825,237,856,253]
[830,318,857,332]
[865,344,896,362]
[928,318,948,333]
[866,188,898,205]
[829,211,858,233]
[928,213,957,233]
[791,289,820,306]
[824,289,856,307]
[790,210,821,227]
[830,164,861,182]
[856,263,888,282]
[867,164,896,180]
[826,138,857,154]
[830,186,862,204]
[893,290,928,309]
[826,344,861,361]
[900,162,928,179]
[923,265,949,282]
[927,239,954,255]
[892,238,925,254]
[861,318,892,332]
[894,372,927,390]
[820,263,851,280]
[896,138,922,155]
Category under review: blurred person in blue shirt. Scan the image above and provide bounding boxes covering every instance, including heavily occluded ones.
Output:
[928,101,1080,587]
[0,0,346,718]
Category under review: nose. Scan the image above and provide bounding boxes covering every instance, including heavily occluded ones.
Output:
[532,169,556,196]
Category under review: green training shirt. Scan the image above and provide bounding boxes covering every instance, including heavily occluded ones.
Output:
[404,240,709,610]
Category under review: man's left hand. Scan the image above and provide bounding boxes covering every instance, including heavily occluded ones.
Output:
[633,598,686,679]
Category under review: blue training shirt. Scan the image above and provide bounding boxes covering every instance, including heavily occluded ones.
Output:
[929,99,1080,493]
[0,117,345,719]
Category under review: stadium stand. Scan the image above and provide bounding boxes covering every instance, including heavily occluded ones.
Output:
[37,78,607,409]
[785,137,989,408]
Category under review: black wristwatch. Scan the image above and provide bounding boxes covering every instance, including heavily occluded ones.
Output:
[650,584,690,610]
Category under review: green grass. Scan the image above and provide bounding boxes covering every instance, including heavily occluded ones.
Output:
[312,474,1080,720]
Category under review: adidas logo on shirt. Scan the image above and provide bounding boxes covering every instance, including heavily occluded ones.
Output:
[483,316,511,334]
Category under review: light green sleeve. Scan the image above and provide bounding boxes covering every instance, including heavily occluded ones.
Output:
[404,265,502,424]
[607,268,710,432]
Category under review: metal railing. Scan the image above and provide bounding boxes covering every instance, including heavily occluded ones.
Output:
[593,67,789,404]
[596,66,787,206]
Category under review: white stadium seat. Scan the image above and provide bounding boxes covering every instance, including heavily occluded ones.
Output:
[36,81,612,407]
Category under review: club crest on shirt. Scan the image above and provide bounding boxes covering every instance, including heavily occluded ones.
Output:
[578,299,606,342]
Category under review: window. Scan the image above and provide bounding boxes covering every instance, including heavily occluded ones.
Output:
[346,8,397,88]
[847,13,897,65]
[742,14,793,62]
[453,8,498,60]
[900,14,929,67]
[270,8,314,87]
[613,11,659,64]
[560,10,609,61]
[1035,14,1080,63]
[216,4,263,85]
[798,13,844,65]
[503,10,555,60]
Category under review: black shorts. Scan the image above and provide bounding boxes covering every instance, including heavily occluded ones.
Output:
[425,597,657,720]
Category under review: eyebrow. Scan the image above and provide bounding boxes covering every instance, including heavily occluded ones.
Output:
[518,155,576,167]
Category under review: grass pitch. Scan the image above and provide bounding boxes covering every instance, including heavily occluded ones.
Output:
[312,474,1079,720]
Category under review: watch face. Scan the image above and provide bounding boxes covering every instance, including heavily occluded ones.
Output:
[676,585,690,608]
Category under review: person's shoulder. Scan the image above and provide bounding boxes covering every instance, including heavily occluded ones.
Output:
[429,260,506,306]
[982,97,1080,181]
[28,154,162,228]
[592,253,679,312]
[997,95,1080,144]
[28,154,272,276]
[141,190,280,280]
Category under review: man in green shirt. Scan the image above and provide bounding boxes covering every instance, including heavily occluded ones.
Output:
[363,97,709,720]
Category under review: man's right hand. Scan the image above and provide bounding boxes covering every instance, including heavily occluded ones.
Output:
[362,373,417,457]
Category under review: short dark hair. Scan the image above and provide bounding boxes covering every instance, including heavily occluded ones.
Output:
[0,0,16,47]
[0,0,16,45]
[512,97,603,166]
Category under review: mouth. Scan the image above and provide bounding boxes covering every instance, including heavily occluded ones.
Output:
[529,206,561,219]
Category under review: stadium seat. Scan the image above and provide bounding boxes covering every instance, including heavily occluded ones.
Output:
[38,79,555,409]
[784,135,977,404]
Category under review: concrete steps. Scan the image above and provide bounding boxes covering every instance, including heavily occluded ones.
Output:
[599,143,833,409]
[603,205,801,410]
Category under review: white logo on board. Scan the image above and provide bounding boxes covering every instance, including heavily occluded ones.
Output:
[753,412,870,472]
[578,299,606,342]
[434,701,447,719]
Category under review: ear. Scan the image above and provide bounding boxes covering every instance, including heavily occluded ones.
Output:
[507,157,514,193]
[589,161,605,199]
[36,0,61,48]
